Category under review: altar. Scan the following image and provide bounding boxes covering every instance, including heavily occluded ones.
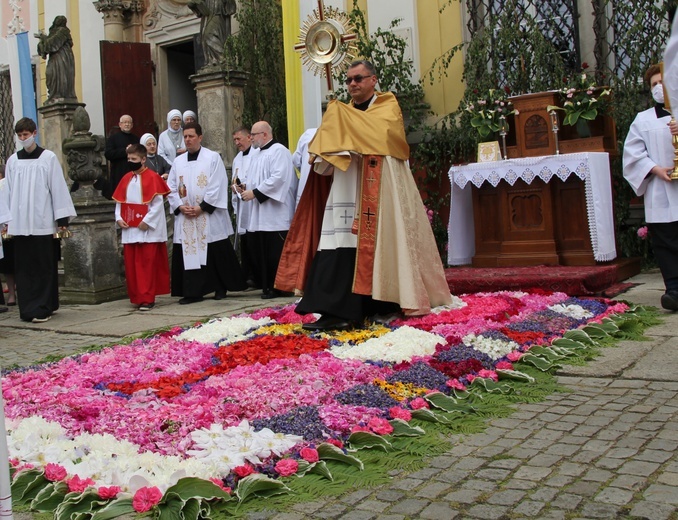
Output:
[447,152,617,267]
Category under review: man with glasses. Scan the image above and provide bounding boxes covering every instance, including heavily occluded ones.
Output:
[239,121,297,299]
[276,60,451,331]
[105,114,140,194]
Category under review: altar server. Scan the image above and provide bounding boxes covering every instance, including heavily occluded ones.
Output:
[239,121,297,299]
[167,122,246,304]
[623,64,678,311]
[4,117,76,322]
[292,127,317,205]
[113,144,171,311]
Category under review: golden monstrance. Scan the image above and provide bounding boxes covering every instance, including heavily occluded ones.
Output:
[294,0,359,95]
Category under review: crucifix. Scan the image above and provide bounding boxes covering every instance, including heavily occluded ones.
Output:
[294,0,359,95]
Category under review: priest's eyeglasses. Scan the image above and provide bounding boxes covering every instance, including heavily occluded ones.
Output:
[345,75,371,85]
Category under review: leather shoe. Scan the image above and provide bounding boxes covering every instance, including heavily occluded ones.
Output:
[661,291,678,311]
[261,289,281,300]
[0,306,7,313]
[213,291,226,301]
[302,314,354,331]
[179,296,203,305]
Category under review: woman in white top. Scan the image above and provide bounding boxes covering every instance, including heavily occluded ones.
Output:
[157,109,186,165]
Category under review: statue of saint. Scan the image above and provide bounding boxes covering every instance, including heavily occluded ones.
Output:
[36,16,77,103]
[188,0,237,67]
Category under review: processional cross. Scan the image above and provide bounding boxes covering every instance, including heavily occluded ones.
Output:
[294,0,359,95]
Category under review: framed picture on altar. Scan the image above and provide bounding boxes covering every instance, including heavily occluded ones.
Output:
[477,141,502,162]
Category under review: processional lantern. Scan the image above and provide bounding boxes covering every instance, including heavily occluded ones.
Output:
[660,61,678,181]
[294,0,359,97]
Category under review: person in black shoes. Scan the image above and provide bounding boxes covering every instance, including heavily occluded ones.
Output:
[623,64,678,311]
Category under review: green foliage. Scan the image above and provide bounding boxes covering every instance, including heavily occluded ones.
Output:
[223,0,288,146]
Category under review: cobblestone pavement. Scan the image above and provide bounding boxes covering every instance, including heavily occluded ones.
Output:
[3,271,678,519]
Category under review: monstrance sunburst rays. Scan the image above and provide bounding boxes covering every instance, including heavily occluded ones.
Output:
[294,0,358,93]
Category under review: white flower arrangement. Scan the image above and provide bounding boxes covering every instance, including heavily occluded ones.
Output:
[176,316,273,344]
[462,333,520,360]
[330,326,444,363]
[549,304,593,320]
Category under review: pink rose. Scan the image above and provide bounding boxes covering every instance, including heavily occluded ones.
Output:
[409,397,429,410]
[209,478,231,493]
[367,417,393,435]
[389,407,412,421]
[507,351,523,362]
[446,379,466,391]
[637,226,648,239]
[67,475,96,493]
[477,369,499,381]
[300,447,319,463]
[274,459,299,477]
[98,486,121,500]
[466,374,476,383]
[495,361,514,370]
[132,486,162,513]
[44,463,67,482]
[326,438,344,449]
[233,464,255,478]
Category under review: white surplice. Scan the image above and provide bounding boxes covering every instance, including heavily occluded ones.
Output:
[231,147,258,234]
[292,128,318,205]
[114,173,168,244]
[167,147,233,270]
[623,107,678,223]
[245,142,298,232]
[5,149,76,235]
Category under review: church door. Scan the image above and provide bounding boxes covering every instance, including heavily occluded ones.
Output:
[100,42,155,138]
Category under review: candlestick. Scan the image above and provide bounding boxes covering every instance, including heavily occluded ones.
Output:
[549,110,560,155]
[499,115,508,160]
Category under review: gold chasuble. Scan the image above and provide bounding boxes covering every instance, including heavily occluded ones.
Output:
[275,92,451,315]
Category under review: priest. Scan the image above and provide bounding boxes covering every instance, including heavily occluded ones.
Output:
[4,117,76,322]
[275,60,451,330]
[239,121,297,299]
[167,122,246,304]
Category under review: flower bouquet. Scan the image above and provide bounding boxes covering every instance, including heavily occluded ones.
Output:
[464,88,516,140]
[548,68,611,135]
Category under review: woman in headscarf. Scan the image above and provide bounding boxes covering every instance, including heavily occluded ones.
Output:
[158,109,186,165]
[141,133,171,180]
[183,110,197,125]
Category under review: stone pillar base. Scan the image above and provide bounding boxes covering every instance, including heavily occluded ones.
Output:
[38,101,86,175]
[191,68,247,168]
[61,185,127,304]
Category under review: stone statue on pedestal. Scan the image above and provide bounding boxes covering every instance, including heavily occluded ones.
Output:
[188,0,237,68]
[36,16,77,103]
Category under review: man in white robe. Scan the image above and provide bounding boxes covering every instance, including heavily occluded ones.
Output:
[292,127,318,205]
[623,64,678,310]
[230,126,259,288]
[167,122,246,304]
[5,117,76,322]
[239,121,297,299]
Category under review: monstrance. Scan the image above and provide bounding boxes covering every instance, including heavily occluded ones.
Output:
[294,0,359,96]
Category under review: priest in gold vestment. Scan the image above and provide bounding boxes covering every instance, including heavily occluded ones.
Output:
[275,60,451,330]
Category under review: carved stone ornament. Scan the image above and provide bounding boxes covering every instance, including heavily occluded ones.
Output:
[63,107,106,185]
[93,0,145,13]
[143,0,194,29]
[6,0,27,35]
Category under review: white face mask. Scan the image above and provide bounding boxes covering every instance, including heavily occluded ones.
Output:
[652,83,665,104]
[18,134,35,150]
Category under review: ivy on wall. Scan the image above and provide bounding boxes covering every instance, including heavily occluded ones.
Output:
[223,0,288,146]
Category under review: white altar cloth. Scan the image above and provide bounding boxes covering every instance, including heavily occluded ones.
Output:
[446,152,617,265]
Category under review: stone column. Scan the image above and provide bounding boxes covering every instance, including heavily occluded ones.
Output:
[93,0,144,41]
[38,101,85,176]
[61,107,127,304]
[191,69,248,167]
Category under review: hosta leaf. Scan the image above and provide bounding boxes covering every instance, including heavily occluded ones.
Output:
[235,473,290,503]
[389,418,425,437]
[347,431,392,452]
[317,443,364,470]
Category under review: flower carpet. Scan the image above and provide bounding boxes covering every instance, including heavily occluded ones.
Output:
[1,290,655,519]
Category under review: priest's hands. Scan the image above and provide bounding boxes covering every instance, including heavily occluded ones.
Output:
[651,165,674,182]
[241,189,255,202]
[179,205,203,218]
